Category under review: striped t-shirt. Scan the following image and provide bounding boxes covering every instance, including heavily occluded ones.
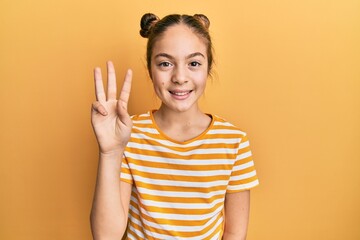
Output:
[121,111,259,240]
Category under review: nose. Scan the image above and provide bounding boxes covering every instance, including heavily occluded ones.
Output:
[172,66,188,85]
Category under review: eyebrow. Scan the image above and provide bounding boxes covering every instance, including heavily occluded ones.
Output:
[154,52,205,60]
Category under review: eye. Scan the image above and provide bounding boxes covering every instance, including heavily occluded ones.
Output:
[189,61,201,67]
[158,61,172,67]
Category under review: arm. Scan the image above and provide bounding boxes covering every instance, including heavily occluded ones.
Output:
[223,190,250,240]
[90,153,132,239]
[90,61,133,239]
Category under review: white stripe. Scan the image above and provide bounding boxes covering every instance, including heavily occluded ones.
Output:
[131,133,241,148]
[188,217,223,240]
[133,126,159,134]
[129,218,161,239]
[213,121,234,127]
[128,224,145,239]
[202,138,241,144]
[140,197,224,210]
[208,129,245,135]
[129,163,232,177]
[210,232,220,240]
[227,179,259,191]
[239,140,250,149]
[120,173,132,180]
[229,170,257,181]
[143,215,223,240]
[131,196,224,220]
[131,133,177,146]
[132,119,152,124]
[136,187,226,199]
[125,152,235,166]
[133,113,150,118]
[121,161,130,168]
[132,175,229,188]
[142,217,224,240]
[126,232,137,240]
[138,209,220,232]
[236,151,252,160]
[127,142,238,156]
[132,220,179,240]
[232,161,254,171]
[128,233,140,240]
[128,191,225,239]
[210,231,220,240]
[129,201,140,215]
[129,208,166,233]
[199,217,223,240]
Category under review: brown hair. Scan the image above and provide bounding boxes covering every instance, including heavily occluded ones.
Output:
[140,13,214,76]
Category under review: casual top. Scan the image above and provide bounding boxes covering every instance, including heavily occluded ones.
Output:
[120,110,259,240]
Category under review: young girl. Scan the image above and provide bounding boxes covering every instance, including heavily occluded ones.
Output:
[90,13,259,240]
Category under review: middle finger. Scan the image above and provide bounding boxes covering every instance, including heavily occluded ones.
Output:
[107,61,117,101]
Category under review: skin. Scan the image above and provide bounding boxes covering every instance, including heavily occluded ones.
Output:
[90,24,251,240]
[90,62,133,239]
[150,24,212,142]
[223,190,251,240]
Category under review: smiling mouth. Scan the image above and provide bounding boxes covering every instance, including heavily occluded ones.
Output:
[169,90,193,96]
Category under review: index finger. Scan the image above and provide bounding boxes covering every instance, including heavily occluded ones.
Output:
[94,67,106,102]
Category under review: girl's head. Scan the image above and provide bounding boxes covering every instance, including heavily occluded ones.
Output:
[139,13,213,113]
[140,13,214,77]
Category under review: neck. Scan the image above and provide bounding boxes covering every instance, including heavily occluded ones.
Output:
[154,104,204,127]
[153,104,212,142]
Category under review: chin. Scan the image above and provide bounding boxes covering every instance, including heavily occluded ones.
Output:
[169,103,197,113]
[159,95,199,113]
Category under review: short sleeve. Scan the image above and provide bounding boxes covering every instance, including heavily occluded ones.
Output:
[227,134,259,193]
[120,152,133,184]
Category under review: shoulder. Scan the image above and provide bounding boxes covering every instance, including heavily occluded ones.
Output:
[130,111,152,125]
[129,111,158,135]
[210,114,248,138]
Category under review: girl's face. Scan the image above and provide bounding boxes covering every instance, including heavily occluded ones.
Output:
[150,24,208,113]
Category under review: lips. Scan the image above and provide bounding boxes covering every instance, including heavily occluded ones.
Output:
[169,90,193,99]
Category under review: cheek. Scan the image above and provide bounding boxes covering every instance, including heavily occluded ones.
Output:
[196,72,208,84]
[152,71,167,86]
[152,78,166,90]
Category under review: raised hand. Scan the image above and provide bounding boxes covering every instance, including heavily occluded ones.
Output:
[91,61,133,155]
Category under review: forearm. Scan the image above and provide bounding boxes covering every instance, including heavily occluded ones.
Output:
[90,151,127,239]
[222,232,247,240]
[223,190,250,240]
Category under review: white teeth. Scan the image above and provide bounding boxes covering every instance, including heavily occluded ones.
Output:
[171,91,190,96]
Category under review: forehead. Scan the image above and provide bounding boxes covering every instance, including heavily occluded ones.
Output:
[152,24,207,57]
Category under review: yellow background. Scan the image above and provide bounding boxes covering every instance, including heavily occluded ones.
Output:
[1,0,359,239]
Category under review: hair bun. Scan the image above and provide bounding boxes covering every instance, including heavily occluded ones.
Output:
[140,13,160,38]
[194,14,210,29]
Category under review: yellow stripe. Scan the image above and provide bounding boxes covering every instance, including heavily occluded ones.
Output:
[127,158,234,171]
[130,169,231,181]
[133,181,227,193]
[127,150,237,161]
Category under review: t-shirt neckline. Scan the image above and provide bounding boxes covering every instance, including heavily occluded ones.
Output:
[149,109,215,144]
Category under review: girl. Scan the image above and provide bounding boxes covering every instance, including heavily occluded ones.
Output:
[90,13,259,240]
